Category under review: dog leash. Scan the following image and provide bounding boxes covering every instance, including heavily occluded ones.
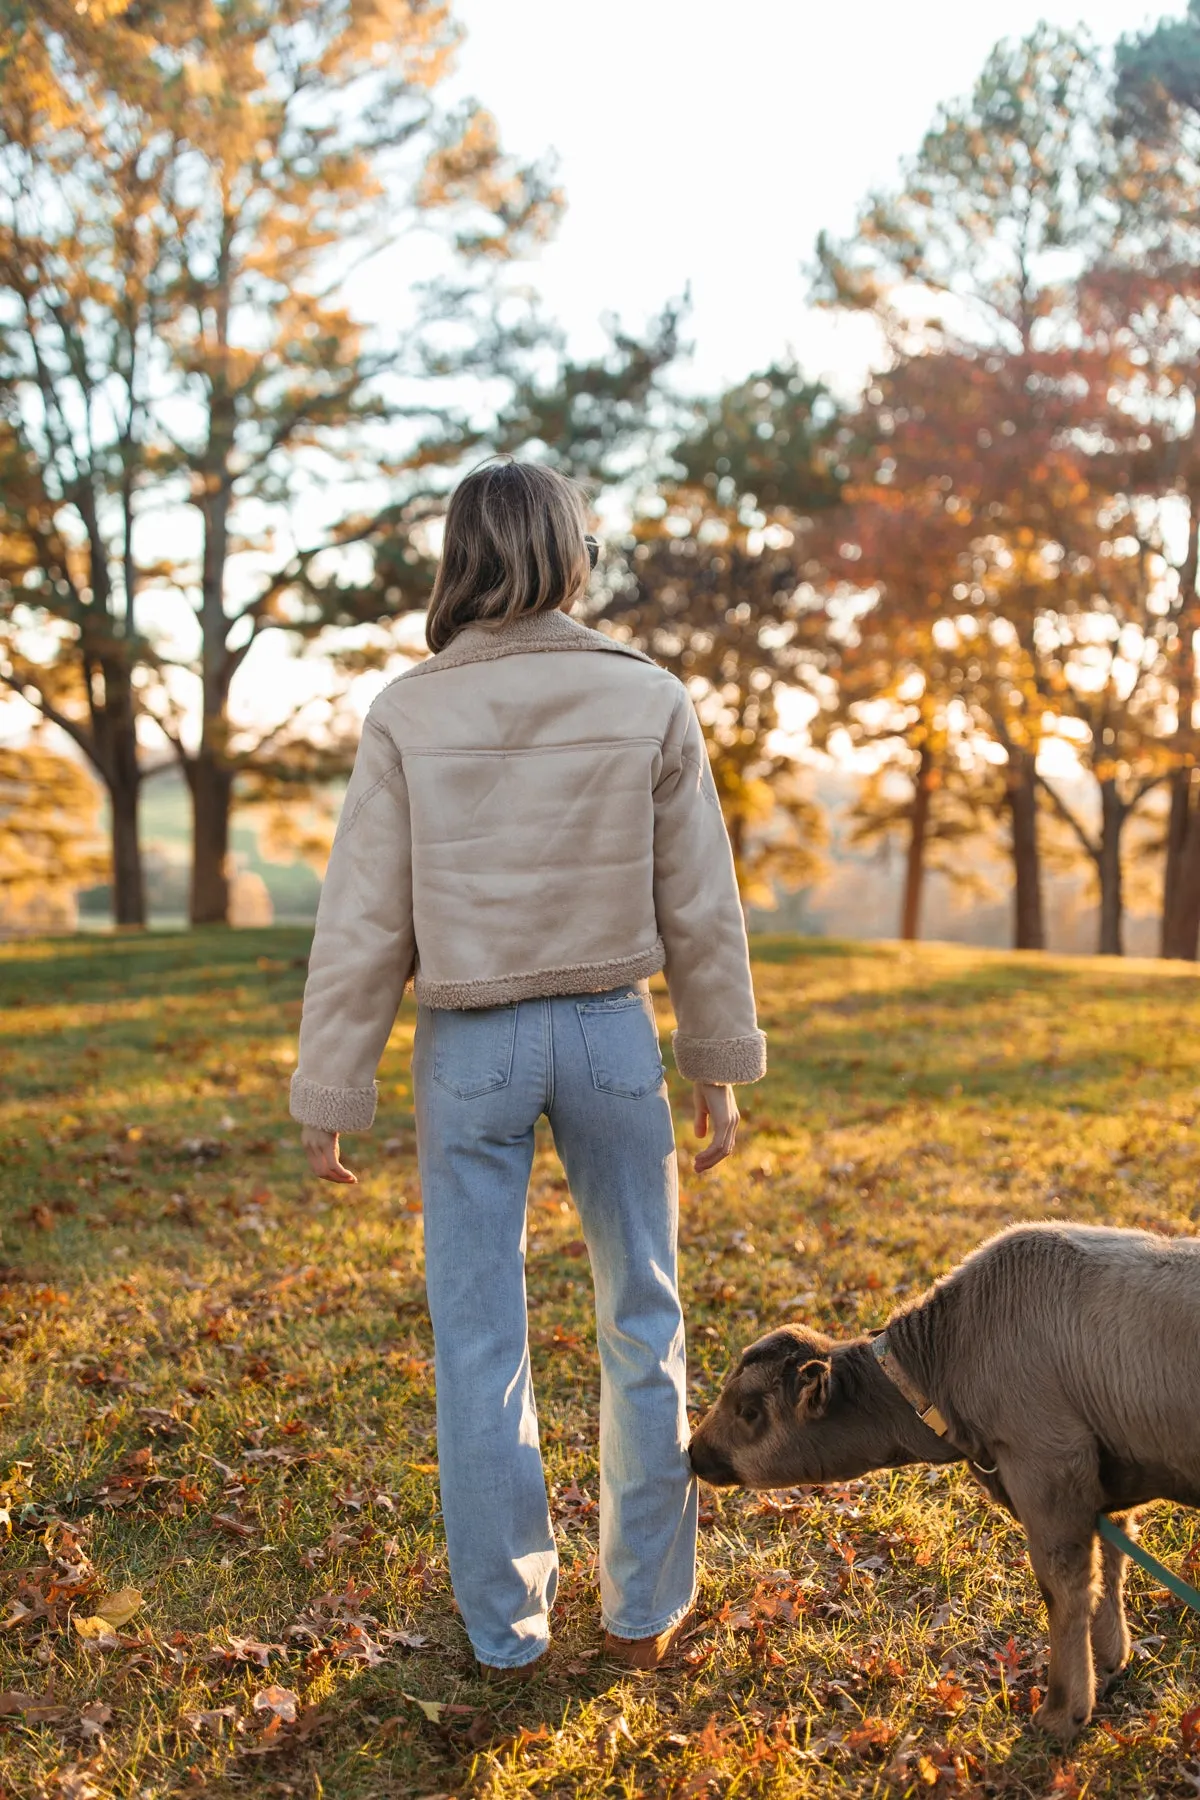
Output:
[1096,1515,1200,1613]
[873,1334,1200,1604]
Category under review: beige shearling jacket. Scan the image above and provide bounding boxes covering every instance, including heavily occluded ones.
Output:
[290,607,766,1132]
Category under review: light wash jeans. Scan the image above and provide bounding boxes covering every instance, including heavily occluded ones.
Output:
[412,984,697,1669]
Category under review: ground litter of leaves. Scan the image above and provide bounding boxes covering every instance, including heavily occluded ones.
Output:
[1,928,1198,1799]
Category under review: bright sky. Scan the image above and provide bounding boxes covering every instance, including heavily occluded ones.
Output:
[4,0,1187,760]
[427,0,1185,399]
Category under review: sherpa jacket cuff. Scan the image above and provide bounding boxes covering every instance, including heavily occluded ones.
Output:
[289,1073,378,1133]
[672,1030,767,1085]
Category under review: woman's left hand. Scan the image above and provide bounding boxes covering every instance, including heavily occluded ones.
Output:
[693,1082,740,1172]
[301,1125,357,1183]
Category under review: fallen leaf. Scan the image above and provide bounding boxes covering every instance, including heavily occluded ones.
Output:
[93,1587,141,1627]
[73,1587,142,1637]
[217,1636,284,1666]
[844,1717,898,1755]
[182,1706,237,1734]
[1183,1702,1200,1754]
[50,1764,104,1800]
[210,1512,256,1539]
[930,1674,967,1714]
[0,1689,71,1723]
[464,1709,503,1749]
[78,1702,112,1741]
[252,1685,298,1723]
[241,1712,286,1754]
[71,1618,113,1641]
[595,1712,635,1756]
[402,1691,476,1724]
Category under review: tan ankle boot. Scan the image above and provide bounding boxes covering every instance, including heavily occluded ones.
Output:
[478,1655,543,1682]
[603,1609,694,1670]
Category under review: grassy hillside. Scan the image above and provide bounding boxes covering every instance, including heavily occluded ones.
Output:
[0,931,1198,1798]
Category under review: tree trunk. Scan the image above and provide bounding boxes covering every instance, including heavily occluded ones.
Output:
[1096,779,1125,958]
[1006,747,1044,951]
[1162,773,1200,960]
[87,645,146,927]
[188,750,234,925]
[109,772,145,928]
[1161,769,1200,959]
[189,228,239,928]
[1162,430,1200,958]
[900,743,933,941]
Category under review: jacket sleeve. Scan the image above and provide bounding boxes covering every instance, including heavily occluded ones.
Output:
[289,712,416,1132]
[652,687,767,1085]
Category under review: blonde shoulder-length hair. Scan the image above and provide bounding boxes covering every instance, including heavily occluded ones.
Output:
[425,459,592,653]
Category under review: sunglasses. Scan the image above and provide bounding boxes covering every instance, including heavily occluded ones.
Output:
[585,534,600,570]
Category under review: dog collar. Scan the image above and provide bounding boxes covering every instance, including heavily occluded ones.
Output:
[871,1333,952,1440]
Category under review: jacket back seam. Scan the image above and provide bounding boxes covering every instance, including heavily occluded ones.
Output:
[681,751,724,814]
[341,761,405,837]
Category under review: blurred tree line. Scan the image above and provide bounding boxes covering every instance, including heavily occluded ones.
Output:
[0,0,678,925]
[602,5,1200,961]
[8,3,1200,961]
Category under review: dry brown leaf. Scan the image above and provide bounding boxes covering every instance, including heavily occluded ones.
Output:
[845,1717,899,1756]
[930,1674,967,1715]
[210,1512,255,1539]
[252,1685,298,1723]
[1182,1702,1200,1754]
[595,1712,635,1756]
[402,1690,476,1724]
[0,1689,71,1723]
[72,1588,142,1638]
[183,1705,237,1734]
[378,1627,429,1649]
[217,1636,284,1666]
[49,1763,104,1800]
[78,1702,112,1741]
[94,1587,141,1626]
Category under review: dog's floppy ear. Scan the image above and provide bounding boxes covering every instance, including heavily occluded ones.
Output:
[782,1350,830,1418]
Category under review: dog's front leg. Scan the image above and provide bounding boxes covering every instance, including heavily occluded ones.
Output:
[1091,1510,1136,1691]
[1006,1467,1101,1741]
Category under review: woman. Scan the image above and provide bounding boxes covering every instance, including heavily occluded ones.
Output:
[290,460,765,1675]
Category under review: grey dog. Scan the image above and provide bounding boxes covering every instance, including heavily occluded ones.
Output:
[688,1222,1200,1740]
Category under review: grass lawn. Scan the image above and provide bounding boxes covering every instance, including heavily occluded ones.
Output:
[1,929,1198,1799]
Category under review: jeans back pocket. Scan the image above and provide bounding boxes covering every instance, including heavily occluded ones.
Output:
[431,1005,518,1099]
[576,991,665,1099]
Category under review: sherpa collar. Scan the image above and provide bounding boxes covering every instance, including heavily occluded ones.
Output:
[399,606,656,679]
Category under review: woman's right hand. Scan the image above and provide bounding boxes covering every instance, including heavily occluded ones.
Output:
[693,1082,739,1172]
[301,1125,357,1184]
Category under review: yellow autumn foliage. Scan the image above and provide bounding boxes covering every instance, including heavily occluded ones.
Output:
[0,743,109,932]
